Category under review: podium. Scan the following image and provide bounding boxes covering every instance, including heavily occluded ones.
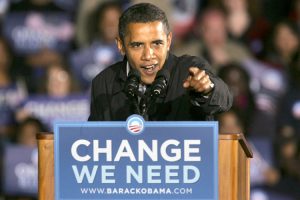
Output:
[37,132,252,200]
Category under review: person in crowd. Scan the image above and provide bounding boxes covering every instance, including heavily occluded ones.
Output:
[265,20,299,71]
[277,52,300,144]
[14,117,46,147]
[88,3,232,121]
[17,49,66,94]
[218,63,255,134]
[6,0,75,94]
[0,36,27,141]
[15,63,74,123]
[70,1,123,90]
[16,63,89,130]
[39,63,79,98]
[85,1,122,46]
[173,7,252,72]
[271,52,300,199]
[217,108,244,134]
[211,0,271,58]
[273,130,300,199]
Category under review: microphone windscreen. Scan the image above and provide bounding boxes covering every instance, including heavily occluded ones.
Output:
[150,68,170,97]
[124,69,140,97]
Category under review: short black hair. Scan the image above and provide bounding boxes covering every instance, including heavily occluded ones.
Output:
[118,3,170,42]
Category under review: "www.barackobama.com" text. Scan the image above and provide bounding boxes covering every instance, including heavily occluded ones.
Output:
[80,187,193,195]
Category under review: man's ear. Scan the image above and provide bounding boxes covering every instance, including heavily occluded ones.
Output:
[115,37,125,55]
[167,32,173,51]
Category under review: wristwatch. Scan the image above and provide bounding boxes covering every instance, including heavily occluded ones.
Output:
[202,82,215,98]
[209,82,215,90]
[189,81,215,105]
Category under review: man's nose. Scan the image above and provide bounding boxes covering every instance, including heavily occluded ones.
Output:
[142,46,154,60]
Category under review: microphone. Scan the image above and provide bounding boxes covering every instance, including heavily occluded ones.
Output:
[149,68,170,97]
[124,69,140,97]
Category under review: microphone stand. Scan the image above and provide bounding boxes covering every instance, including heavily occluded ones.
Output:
[128,94,141,116]
[141,93,155,120]
[139,93,149,121]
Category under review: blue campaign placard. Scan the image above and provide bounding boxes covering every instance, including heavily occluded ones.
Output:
[3,145,38,196]
[54,115,218,200]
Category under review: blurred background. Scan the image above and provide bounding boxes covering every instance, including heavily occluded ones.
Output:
[0,0,299,199]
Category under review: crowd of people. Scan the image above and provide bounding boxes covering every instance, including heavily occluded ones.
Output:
[0,0,299,199]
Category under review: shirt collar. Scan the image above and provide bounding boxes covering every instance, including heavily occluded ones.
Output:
[126,62,130,76]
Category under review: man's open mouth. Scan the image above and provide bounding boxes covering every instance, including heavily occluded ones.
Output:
[141,64,158,74]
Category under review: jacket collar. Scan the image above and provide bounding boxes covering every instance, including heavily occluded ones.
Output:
[112,56,127,95]
[118,56,128,82]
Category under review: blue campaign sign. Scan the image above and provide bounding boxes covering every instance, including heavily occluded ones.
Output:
[3,12,74,55]
[20,94,90,130]
[54,115,218,200]
[3,145,38,196]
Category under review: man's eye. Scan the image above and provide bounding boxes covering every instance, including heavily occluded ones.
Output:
[154,41,163,46]
[131,43,142,48]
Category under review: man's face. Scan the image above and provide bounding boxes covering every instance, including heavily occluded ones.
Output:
[117,21,172,84]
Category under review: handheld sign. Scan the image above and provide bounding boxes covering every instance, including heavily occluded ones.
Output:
[3,145,38,196]
[54,115,218,200]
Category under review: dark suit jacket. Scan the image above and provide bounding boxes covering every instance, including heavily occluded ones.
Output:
[88,53,232,121]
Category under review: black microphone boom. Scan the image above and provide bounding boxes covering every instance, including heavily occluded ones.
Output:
[124,69,140,97]
[150,68,170,97]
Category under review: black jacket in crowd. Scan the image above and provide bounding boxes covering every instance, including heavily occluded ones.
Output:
[88,53,233,121]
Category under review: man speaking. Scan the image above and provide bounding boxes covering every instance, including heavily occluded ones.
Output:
[88,3,232,121]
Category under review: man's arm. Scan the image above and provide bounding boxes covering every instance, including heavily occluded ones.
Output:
[183,66,233,115]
